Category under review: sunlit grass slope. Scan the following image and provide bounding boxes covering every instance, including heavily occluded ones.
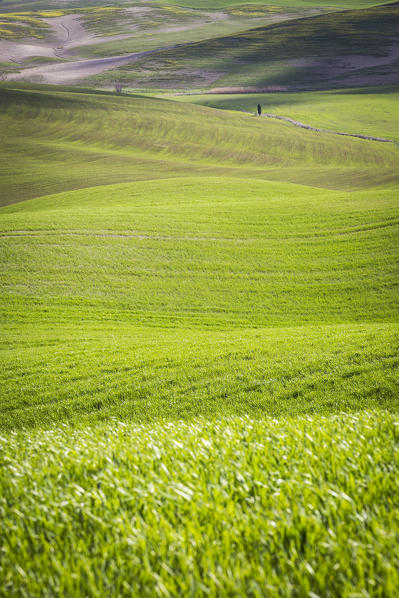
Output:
[3,178,398,329]
[99,3,399,89]
[1,80,399,595]
[1,177,398,429]
[174,86,399,142]
[1,413,398,597]
[1,85,399,206]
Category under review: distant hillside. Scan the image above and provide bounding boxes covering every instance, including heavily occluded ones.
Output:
[93,2,399,90]
[176,86,399,142]
[1,84,399,205]
[0,0,393,10]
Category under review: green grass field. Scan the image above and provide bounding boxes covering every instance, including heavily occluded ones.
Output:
[76,6,326,61]
[2,85,398,206]
[1,412,398,596]
[1,76,399,594]
[2,175,399,428]
[173,86,399,142]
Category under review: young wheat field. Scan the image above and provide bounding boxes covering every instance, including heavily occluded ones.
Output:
[1,1,399,592]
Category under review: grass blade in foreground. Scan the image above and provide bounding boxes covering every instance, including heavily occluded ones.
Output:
[1,412,398,596]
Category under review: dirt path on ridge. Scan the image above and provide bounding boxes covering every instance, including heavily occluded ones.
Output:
[257,113,399,146]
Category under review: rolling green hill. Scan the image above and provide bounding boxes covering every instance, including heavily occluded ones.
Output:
[92,2,399,90]
[73,5,328,61]
[174,86,399,142]
[1,83,399,595]
[1,175,399,429]
[1,85,398,207]
[1,85,399,430]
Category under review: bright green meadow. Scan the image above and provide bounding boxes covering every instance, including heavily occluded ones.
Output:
[174,86,399,143]
[1,85,398,206]
[1,36,399,596]
[1,413,398,596]
[2,173,399,429]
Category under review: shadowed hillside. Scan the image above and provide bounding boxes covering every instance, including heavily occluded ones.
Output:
[93,2,399,90]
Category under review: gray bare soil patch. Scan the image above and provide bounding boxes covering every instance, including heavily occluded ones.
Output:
[7,45,177,84]
[289,43,399,87]
[0,13,135,65]
[0,6,326,82]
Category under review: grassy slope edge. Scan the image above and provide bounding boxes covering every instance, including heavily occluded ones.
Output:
[173,86,399,143]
